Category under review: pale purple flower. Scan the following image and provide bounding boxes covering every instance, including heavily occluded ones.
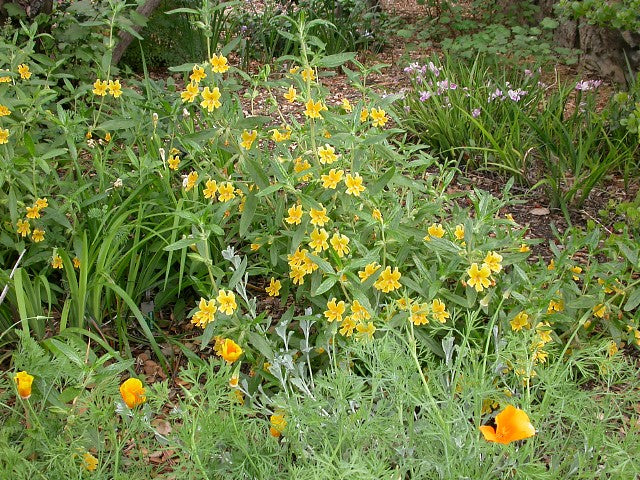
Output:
[419,91,431,102]
[428,61,440,77]
[575,79,602,91]
[488,88,504,102]
[472,108,481,118]
[507,89,527,102]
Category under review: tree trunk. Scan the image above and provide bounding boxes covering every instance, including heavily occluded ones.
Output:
[111,0,162,65]
[0,0,52,21]
[533,0,640,84]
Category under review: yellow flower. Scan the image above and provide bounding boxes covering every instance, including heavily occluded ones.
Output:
[82,452,98,472]
[324,297,346,322]
[510,312,529,331]
[294,157,312,174]
[31,228,45,243]
[52,255,63,269]
[339,316,357,336]
[289,65,300,74]
[271,126,292,142]
[396,297,412,310]
[424,223,444,241]
[321,168,344,189]
[72,257,81,268]
[14,371,34,399]
[330,232,350,257]
[26,205,41,219]
[241,129,257,149]
[345,173,365,196]
[181,81,200,103]
[34,198,48,210]
[547,259,555,270]
[0,73,11,83]
[454,224,465,241]
[18,64,31,80]
[360,108,369,122]
[191,297,217,328]
[483,251,503,273]
[0,105,10,116]
[356,321,376,341]
[431,298,449,323]
[593,303,607,319]
[304,98,324,119]
[547,298,564,314]
[219,338,242,363]
[289,266,306,285]
[184,171,199,191]
[370,107,388,127]
[607,341,618,357]
[218,182,235,202]
[301,67,315,82]
[203,179,218,199]
[0,127,8,144]
[250,242,260,251]
[341,98,352,112]
[92,79,107,96]
[358,262,380,282]
[287,247,307,268]
[266,278,281,297]
[119,378,146,408]
[201,86,222,112]
[168,154,180,170]
[107,79,122,98]
[217,290,237,315]
[373,266,401,293]
[410,303,428,325]
[351,300,371,321]
[190,65,207,83]
[270,411,287,437]
[571,265,582,281]
[209,53,229,73]
[104,132,111,142]
[285,204,303,225]
[309,205,329,227]
[16,219,30,237]
[536,323,553,345]
[317,144,338,165]
[467,263,491,292]
[372,208,382,222]
[284,85,297,102]
[309,228,329,252]
[519,243,530,253]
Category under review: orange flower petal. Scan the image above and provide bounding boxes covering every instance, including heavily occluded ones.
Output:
[480,405,535,444]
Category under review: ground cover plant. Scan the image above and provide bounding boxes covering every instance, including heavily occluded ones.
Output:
[1,1,639,478]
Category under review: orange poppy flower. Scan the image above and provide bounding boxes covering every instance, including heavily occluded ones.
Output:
[119,378,146,408]
[479,405,535,444]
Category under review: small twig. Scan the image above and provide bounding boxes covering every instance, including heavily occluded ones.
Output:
[0,249,26,307]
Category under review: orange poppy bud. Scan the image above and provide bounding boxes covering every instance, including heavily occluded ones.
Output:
[14,371,34,399]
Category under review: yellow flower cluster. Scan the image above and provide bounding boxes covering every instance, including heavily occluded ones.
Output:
[191,291,237,328]
[93,79,122,98]
[16,197,48,243]
[397,297,450,325]
[466,251,503,293]
[323,298,375,340]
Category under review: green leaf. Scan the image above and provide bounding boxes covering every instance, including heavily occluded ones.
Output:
[247,331,274,359]
[368,166,396,196]
[624,287,640,312]
[314,52,356,68]
[312,276,337,296]
[164,236,200,252]
[239,192,257,237]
